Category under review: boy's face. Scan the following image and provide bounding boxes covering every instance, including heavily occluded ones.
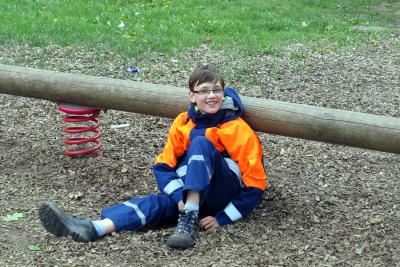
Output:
[189,81,224,114]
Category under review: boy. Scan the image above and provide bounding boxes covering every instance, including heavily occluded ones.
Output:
[39,64,267,249]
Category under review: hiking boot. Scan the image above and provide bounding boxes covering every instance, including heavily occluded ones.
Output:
[167,210,199,249]
[38,202,98,243]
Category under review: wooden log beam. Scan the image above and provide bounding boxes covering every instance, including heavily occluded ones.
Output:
[1,64,399,154]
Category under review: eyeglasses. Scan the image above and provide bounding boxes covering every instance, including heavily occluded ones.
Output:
[192,87,224,96]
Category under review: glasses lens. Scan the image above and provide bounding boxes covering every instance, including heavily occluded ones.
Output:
[213,88,224,95]
[198,89,210,95]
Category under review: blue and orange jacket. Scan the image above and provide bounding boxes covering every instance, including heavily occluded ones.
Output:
[153,88,267,226]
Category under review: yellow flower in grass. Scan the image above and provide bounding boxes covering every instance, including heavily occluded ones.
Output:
[122,31,137,42]
[164,1,172,9]
[371,37,378,46]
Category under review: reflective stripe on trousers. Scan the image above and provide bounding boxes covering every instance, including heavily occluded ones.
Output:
[101,194,178,232]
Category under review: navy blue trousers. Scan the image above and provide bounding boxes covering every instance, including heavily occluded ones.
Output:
[102,136,241,232]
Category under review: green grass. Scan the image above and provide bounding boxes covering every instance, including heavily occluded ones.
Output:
[0,0,397,56]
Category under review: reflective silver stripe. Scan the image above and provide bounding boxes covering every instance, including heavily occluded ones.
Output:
[224,158,241,179]
[188,155,205,164]
[206,166,212,180]
[188,154,212,180]
[224,202,242,222]
[123,201,146,225]
[176,165,187,178]
[163,179,184,195]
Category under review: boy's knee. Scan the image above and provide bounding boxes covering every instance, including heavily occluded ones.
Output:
[188,136,217,156]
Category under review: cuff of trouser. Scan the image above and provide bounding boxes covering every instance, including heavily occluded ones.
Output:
[101,206,134,232]
[182,184,206,194]
[215,212,232,226]
[170,189,183,204]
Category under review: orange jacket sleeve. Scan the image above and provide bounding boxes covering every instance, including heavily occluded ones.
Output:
[217,118,267,190]
[155,112,192,168]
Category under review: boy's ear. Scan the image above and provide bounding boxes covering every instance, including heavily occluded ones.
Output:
[189,91,196,104]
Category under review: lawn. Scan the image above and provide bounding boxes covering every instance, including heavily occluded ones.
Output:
[0,0,397,56]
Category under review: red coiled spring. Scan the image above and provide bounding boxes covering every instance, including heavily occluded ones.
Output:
[57,104,102,156]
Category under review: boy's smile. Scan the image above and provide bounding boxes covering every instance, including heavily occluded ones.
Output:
[189,81,224,114]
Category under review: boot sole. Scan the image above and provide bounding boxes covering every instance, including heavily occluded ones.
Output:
[166,233,196,249]
[38,202,90,243]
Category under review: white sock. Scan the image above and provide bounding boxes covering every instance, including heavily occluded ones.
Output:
[91,220,107,237]
[184,201,199,212]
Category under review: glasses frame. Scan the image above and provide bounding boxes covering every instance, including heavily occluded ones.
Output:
[192,88,224,96]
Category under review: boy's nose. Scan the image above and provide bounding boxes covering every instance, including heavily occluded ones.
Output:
[208,90,220,97]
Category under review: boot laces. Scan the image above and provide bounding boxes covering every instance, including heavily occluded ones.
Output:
[176,211,198,233]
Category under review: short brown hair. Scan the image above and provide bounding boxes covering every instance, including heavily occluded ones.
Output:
[188,64,225,91]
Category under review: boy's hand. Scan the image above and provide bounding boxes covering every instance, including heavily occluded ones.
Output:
[178,200,184,210]
[200,216,220,230]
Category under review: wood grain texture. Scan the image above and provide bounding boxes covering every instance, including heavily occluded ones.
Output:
[1,64,399,153]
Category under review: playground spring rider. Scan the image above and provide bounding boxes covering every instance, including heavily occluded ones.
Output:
[57,103,102,156]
